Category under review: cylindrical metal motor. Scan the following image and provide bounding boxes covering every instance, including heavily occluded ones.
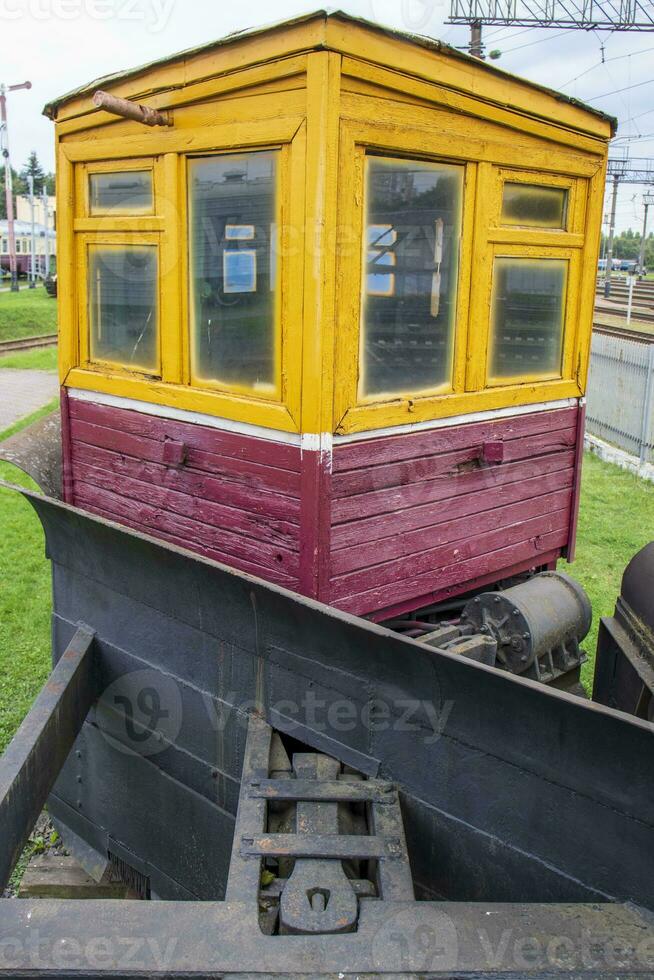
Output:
[460,572,592,682]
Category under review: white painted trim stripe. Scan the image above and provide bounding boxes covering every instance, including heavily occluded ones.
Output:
[68,388,578,449]
[332,398,579,444]
[67,388,303,446]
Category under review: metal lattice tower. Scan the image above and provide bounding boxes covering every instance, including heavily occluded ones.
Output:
[449,1,654,31]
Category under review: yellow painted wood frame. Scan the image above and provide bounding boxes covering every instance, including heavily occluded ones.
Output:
[482,245,580,387]
[60,114,306,433]
[187,145,285,404]
[78,233,162,377]
[52,18,611,438]
[333,116,599,435]
[77,157,159,218]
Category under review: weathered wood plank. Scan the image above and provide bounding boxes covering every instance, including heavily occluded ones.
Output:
[70,419,300,495]
[332,487,572,576]
[332,450,575,524]
[74,483,300,578]
[332,465,573,549]
[74,461,299,551]
[72,442,301,522]
[332,426,577,498]
[18,856,134,900]
[80,501,299,589]
[335,528,569,616]
[69,398,301,472]
[333,406,577,472]
[331,509,570,601]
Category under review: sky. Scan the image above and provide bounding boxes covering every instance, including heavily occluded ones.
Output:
[2,0,654,233]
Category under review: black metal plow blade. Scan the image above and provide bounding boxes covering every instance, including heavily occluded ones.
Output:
[0,485,653,978]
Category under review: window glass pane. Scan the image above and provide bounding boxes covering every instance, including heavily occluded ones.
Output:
[89,170,153,214]
[189,151,278,392]
[501,183,567,228]
[361,156,463,398]
[88,245,158,372]
[489,257,567,380]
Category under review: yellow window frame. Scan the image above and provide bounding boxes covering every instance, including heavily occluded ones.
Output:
[61,114,306,434]
[186,145,286,405]
[481,244,579,388]
[333,119,476,434]
[493,169,581,235]
[77,231,164,379]
[334,133,592,434]
[74,158,164,232]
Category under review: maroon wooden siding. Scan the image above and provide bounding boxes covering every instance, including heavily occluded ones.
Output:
[328,405,580,619]
[64,395,582,621]
[65,397,302,590]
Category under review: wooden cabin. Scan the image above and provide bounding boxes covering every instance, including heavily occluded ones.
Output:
[45,11,613,621]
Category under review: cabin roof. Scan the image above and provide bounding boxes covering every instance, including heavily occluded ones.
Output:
[42,8,617,134]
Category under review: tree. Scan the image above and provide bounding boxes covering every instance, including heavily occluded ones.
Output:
[20,150,46,193]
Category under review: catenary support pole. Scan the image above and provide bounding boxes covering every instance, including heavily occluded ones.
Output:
[604,174,619,299]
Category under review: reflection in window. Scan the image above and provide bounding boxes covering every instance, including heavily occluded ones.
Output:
[489,258,567,380]
[88,246,158,372]
[501,183,567,229]
[189,151,278,392]
[360,156,463,398]
[89,171,153,214]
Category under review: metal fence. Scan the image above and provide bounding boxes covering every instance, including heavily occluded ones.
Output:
[586,331,654,465]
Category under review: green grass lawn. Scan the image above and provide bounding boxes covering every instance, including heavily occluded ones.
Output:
[0,440,652,753]
[0,402,58,753]
[0,288,57,342]
[0,346,58,371]
[571,452,654,689]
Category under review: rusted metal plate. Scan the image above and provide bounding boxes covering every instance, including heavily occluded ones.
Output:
[0,897,653,976]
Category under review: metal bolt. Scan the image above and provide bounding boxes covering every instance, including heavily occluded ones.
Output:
[473,597,480,604]
[523,633,530,641]
[77,800,82,809]
[75,750,82,758]
[494,596,501,604]
[512,609,520,617]
[76,775,82,784]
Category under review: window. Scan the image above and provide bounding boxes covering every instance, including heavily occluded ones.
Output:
[360,156,463,399]
[188,151,279,394]
[488,257,567,381]
[501,183,568,229]
[15,240,21,253]
[89,170,153,214]
[88,245,158,373]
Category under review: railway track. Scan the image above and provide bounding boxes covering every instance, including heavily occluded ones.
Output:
[595,304,654,325]
[0,333,57,356]
[593,321,654,344]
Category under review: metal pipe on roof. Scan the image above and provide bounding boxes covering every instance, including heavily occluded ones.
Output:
[92,90,171,127]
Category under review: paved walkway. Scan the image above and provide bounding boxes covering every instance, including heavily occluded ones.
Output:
[0,369,59,432]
